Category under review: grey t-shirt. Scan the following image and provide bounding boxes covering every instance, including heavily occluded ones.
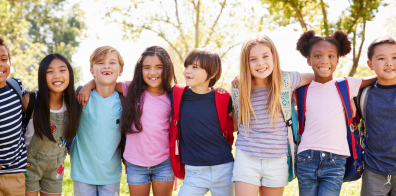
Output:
[363,82,396,175]
[232,71,301,159]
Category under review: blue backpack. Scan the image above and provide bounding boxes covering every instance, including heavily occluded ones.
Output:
[296,77,363,182]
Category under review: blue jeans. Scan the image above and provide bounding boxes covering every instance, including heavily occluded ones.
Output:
[296,150,346,196]
[73,180,120,196]
[178,162,234,196]
[126,158,174,185]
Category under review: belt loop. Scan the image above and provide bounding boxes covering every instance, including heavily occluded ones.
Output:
[311,150,314,158]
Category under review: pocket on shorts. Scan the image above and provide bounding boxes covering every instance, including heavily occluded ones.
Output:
[297,151,312,165]
[331,156,346,168]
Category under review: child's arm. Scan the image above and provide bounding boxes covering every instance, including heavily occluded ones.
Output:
[299,73,315,87]
[78,79,96,108]
[360,75,377,89]
[231,108,238,132]
[115,82,123,94]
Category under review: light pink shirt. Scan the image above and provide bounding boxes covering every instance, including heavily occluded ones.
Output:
[122,82,171,167]
[297,77,362,156]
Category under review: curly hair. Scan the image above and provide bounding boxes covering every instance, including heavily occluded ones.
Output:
[296,30,351,58]
[0,35,11,61]
[120,46,177,134]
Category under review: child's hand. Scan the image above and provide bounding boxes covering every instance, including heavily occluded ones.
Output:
[0,163,2,169]
[231,76,239,88]
[215,87,228,94]
[78,85,92,108]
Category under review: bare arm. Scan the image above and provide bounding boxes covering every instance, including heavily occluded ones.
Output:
[115,82,124,94]
[22,93,30,113]
[231,108,238,132]
[299,72,315,87]
[78,79,96,108]
[360,75,377,89]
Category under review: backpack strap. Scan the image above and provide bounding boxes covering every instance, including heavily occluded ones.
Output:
[334,77,358,160]
[214,91,230,136]
[6,78,23,105]
[170,84,187,156]
[296,84,309,136]
[357,86,371,121]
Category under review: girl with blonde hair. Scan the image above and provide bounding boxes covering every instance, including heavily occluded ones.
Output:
[231,34,313,196]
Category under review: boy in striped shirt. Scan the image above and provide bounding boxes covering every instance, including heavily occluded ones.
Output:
[0,35,28,196]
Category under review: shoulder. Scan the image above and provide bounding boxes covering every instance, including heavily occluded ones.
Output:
[344,76,363,88]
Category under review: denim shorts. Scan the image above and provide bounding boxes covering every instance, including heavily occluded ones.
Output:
[126,158,174,185]
[296,150,346,196]
[232,147,288,187]
[73,180,120,196]
[178,162,234,196]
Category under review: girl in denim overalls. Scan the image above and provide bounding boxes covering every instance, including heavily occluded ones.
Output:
[24,54,80,196]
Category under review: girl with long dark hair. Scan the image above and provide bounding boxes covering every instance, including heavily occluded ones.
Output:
[24,53,79,196]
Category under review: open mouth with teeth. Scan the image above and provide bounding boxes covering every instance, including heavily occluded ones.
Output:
[52,81,64,86]
[148,77,160,81]
[101,71,113,75]
[0,71,6,75]
[318,67,331,71]
[185,76,193,79]
[256,68,268,73]
[384,69,395,72]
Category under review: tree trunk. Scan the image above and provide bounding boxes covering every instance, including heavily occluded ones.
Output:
[195,0,200,48]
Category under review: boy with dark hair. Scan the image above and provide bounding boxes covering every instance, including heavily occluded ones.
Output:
[0,35,28,196]
[70,46,124,196]
[360,36,396,196]
[174,48,235,196]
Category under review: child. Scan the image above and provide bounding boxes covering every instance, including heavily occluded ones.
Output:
[0,35,28,196]
[70,46,124,196]
[231,34,314,196]
[360,36,396,196]
[174,48,235,196]
[79,46,177,196]
[24,53,80,196]
[295,30,376,196]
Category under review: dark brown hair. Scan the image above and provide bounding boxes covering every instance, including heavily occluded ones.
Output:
[184,48,222,87]
[120,46,177,134]
[33,54,79,142]
[296,30,352,58]
[367,36,396,60]
[0,35,11,61]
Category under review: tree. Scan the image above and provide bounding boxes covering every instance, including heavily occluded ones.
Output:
[259,0,385,76]
[0,0,87,89]
[105,0,255,86]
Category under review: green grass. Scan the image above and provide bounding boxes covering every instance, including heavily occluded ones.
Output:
[61,156,362,196]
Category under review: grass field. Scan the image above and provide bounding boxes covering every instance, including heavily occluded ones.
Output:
[61,156,362,196]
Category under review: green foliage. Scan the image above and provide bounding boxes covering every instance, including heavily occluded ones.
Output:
[0,0,86,90]
[260,0,385,76]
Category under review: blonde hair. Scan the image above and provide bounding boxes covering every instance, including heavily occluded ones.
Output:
[239,34,283,131]
[90,46,125,69]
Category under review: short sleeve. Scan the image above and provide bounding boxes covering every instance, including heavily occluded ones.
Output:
[122,82,131,97]
[227,94,233,115]
[288,72,302,91]
[345,77,362,98]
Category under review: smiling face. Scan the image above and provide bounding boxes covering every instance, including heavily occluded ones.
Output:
[142,55,163,90]
[0,46,11,88]
[184,60,213,89]
[307,41,339,83]
[249,44,274,85]
[90,52,123,87]
[46,58,70,94]
[368,43,396,85]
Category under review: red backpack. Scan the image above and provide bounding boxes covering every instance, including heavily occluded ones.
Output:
[169,84,235,179]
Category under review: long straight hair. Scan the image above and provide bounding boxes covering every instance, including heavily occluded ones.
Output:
[33,53,79,142]
[239,34,283,131]
[120,46,177,134]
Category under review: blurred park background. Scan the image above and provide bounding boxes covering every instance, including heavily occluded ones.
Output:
[1,0,395,195]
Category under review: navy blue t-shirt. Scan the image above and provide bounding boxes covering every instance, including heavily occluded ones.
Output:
[171,87,233,166]
[363,82,396,175]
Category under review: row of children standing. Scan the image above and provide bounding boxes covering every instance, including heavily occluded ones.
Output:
[0,28,395,196]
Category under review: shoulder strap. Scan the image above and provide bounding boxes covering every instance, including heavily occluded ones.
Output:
[334,77,358,160]
[172,84,188,120]
[280,72,292,122]
[214,91,230,134]
[358,86,371,121]
[23,92,36,132]
[296,84,309,135]
[6,78,22,104]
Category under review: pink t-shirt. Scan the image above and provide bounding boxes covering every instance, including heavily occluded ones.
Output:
[297,77,362,156]
[122,82,171,167]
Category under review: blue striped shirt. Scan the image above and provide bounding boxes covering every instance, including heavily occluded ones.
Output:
[234,72,301,159]
[0,78,27,174]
